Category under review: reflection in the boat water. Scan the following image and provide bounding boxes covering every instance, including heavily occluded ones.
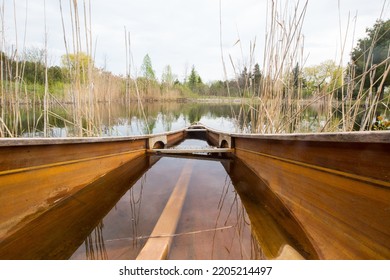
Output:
[211,176,265,260]
[71,156,268,259]
[70,148,313,260]
[226,158,319,259]
[84,221,108,260]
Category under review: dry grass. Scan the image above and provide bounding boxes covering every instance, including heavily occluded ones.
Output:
[227,0,389,134]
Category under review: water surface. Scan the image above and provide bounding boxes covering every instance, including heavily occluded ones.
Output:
[11,101,339,137]
[70,155,263,260]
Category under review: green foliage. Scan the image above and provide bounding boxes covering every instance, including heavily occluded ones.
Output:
[238,66,250,91]
[187,65,206,94]
[187,66,200,88]
[252,63,261,95]
[48,66,64,83]
[303,60,343,94]
[140,54,156,81]
[1,51,64,87]
[61,52,93,82]
[209,80,226,96]
[351,19,390,94]
[371,115,390,130]
[232,64,263,97]
[161,64,177,94]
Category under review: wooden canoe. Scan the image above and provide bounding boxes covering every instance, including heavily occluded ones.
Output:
[0,124,389,259]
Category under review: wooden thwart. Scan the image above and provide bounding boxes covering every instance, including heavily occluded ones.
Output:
[148,148,233,154]
[136,161,193,260]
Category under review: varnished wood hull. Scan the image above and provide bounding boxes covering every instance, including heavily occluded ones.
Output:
[0,131,185,242]
[0,155,154,259]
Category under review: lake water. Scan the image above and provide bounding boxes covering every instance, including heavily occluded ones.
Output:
[12,101,338,137]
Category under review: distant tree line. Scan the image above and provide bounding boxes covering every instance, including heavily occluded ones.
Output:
[1,51,64,86]
[1,19,388,102]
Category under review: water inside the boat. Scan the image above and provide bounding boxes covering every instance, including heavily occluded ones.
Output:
[0,139,316,260]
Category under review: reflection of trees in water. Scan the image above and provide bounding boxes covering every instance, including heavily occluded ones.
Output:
[212,174,265,260]
[10,100,388,136]
[84,221,108,260]
[16,102,242,136]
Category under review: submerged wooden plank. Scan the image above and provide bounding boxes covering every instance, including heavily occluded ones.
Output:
[136,161,193,260]
[185,129,207,132]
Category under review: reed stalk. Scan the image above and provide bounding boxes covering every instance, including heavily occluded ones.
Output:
[232,0,389,133]
[249,0,308,134]
[43,0,49,136]
[0,0,5,137]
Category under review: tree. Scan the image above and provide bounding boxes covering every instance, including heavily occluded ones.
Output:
[140,54,156,81]
[61,52,94,82]
[303,60,343,94]
[187,65,203,93]
[209,80,225,96]
[292,63,300,89]
[238,66,249,90]
[351,19,390,96]
[161,65,176,87]
[1,50,64,86]
[252,63,261,96]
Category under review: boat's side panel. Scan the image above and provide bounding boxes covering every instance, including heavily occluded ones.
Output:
[0,139,147,172]
[0,149,145,241]
[0,154,153,259]
[234,137,389,183]
[206,131,220,147]
[233,136,390,259]
[0,130,188,242]
[167,131,185,147]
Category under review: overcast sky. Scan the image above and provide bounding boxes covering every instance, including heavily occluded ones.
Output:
[3,0,389,82]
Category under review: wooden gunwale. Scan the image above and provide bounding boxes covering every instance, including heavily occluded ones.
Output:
[234,147,390,188]
[202,124,390,184]
[0,129,186,173]
[0,149,145,177]
[0,127,187,146]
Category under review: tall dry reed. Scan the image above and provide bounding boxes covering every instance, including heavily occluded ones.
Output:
[230,0,389,134]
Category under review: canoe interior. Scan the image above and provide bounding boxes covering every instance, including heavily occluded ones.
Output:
[0,125,389,259]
